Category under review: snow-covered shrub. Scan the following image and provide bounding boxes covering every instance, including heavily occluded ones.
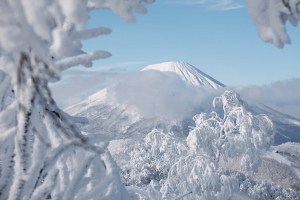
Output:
[255,158,300,190]
[0,0,153,199]
[118,129,187,187]
[234,172,300,199]
[161,155,235,200]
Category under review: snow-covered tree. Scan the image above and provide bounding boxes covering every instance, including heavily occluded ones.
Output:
[160,90,275,199]
[113,129,187,187]
[187,90,274,173]
[247,0,300,47]
[110,90,277,199]
[0,0,153,199]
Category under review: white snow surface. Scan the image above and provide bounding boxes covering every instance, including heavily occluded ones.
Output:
[66,61,300,199]
[142,61,225,89]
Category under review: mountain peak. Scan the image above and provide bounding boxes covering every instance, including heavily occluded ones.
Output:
[142,61,225,89]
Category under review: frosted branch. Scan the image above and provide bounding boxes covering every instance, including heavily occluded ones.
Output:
[248,0,300,47]
[56,51,112,71]
[0,0,153,199]
[87,0,155,22]
[73,27,112,40]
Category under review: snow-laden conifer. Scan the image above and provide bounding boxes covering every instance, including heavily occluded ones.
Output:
[0,0,153,199]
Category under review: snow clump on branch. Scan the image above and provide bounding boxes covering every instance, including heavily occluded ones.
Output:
[247,0,300,47]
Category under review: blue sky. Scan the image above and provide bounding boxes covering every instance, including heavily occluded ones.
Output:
[52,0,300,117]
[81,0,300,86]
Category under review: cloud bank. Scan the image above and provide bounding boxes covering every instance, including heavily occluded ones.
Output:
[52,66,299,120]
[237,79,300,119]
[165,0,245,10]
[107,70,220,118]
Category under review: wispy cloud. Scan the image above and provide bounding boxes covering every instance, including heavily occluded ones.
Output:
[165,0,245,11]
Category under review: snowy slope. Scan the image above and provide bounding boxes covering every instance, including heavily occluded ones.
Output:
[66,61,221,138]
[66,61,300,199]
[142,61,225,89]
[66,88,194,138]
[66,88,142,138]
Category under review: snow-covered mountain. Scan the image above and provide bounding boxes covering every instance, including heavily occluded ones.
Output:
[67,61,300,144]
[142,61,225,89]
[66,61,300,199]
[66,61,224,138]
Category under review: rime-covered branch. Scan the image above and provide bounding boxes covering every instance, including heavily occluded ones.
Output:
[248,0,300,47]
[56,51,112,71]
[0,0,153,199]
